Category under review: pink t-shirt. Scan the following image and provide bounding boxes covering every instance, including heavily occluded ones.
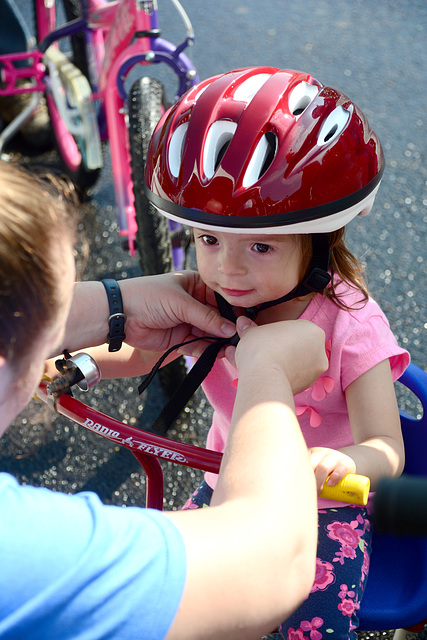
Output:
[202,280,410,508]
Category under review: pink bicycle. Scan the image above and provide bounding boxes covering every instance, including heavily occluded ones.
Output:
[0,0,198,395]
[0,0,197,270]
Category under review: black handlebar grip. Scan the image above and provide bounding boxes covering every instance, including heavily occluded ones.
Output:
[373,475,427,537]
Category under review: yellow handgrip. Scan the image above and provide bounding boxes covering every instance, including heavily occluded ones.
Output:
[319,473,370,505]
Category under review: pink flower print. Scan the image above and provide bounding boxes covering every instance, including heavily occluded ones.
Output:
[327,521,362,548]
[300,617,324,640]
[338,584,355,599]
[361,545,370,581]
[364,515,371,533]
[343,546,357,558]
[182,487,201,510]
[325,339,332,360]
[311,558,335,593]
[338,597,359,617]
[296,405,322,428]
[327,520,363,564]
[181,497,198,510]
[311,376,334,401]
[355,513,365,526]
[287,628,306,640]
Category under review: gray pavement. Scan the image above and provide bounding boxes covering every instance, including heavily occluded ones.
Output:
[1,0,426,636]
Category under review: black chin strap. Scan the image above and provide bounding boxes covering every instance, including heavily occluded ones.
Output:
[243,233,332,320]
[138,335,235,435]
[137,297,240,435]
[139,233,331,435]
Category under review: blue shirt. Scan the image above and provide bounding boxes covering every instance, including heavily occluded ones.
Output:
[0,473,186,639]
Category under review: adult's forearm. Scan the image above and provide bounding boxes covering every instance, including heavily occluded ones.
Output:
[212,363,317,528]
[168,359,318,640]
[54,282,110,355]
[165,321,323,639]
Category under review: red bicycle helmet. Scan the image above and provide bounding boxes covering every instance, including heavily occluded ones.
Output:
[145,66,384,235]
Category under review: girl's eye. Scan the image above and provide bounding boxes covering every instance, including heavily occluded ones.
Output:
[253,243,272,253]
[200,234,218,245]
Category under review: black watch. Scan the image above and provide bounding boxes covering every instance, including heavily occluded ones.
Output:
[101,279,126,352]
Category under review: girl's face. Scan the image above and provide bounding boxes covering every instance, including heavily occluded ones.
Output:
[193,228,305,311]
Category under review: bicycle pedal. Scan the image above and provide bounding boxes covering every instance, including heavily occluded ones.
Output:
[44,47,103,170]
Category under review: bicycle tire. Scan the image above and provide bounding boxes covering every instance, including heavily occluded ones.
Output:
[129,77,174,275]
[34,0,100,191]
[129,76,188,401]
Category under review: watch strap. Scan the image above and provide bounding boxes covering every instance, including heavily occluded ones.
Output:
[101,279,126,352]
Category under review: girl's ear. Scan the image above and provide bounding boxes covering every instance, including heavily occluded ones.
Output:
[0,355,6,369]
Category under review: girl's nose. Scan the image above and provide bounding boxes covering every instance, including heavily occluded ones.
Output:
[218,248,246,276]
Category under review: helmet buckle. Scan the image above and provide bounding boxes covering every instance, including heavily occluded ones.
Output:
[303,267,331,293]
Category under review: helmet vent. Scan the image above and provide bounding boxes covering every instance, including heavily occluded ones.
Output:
[234,73,272,103]
[168,122,189,178]
[318,105,352,145]
[243,131,277,187]
[215,141,230,171]
[323,123,338,142]
[288,81,319,116]
[203,120,237,179]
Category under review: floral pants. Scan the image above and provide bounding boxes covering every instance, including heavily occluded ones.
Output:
[182,480,373,640]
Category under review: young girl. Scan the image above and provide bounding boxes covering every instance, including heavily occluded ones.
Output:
[141,67,410,640]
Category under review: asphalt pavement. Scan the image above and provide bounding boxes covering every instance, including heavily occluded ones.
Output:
[1,1,426,636]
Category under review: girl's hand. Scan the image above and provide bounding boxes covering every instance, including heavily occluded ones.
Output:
[308,447,357,495]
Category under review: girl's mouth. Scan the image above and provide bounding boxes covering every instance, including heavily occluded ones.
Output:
[220,287,255,298]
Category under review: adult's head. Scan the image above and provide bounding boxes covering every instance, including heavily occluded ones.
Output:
[0,161,76,431]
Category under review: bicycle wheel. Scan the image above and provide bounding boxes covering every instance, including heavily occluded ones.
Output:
[34,0,101,191]
[129,76,174,275]
[129,76,188,401]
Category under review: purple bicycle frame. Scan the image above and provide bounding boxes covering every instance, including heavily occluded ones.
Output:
[87,0,199,252]
[1,0,198,256]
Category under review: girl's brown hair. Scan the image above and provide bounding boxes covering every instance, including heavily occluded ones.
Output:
[299,228,369,309]
[0,161,77,366]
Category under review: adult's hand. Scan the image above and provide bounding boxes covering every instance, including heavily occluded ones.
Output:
[120,271,236,352]
[226,317,328,396]
[55,271,236,356]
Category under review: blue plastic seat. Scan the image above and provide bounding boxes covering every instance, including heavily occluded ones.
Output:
[358,362,427,631]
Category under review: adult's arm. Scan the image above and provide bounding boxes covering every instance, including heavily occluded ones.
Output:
[52,271,235,357]
[165,318,325,640]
